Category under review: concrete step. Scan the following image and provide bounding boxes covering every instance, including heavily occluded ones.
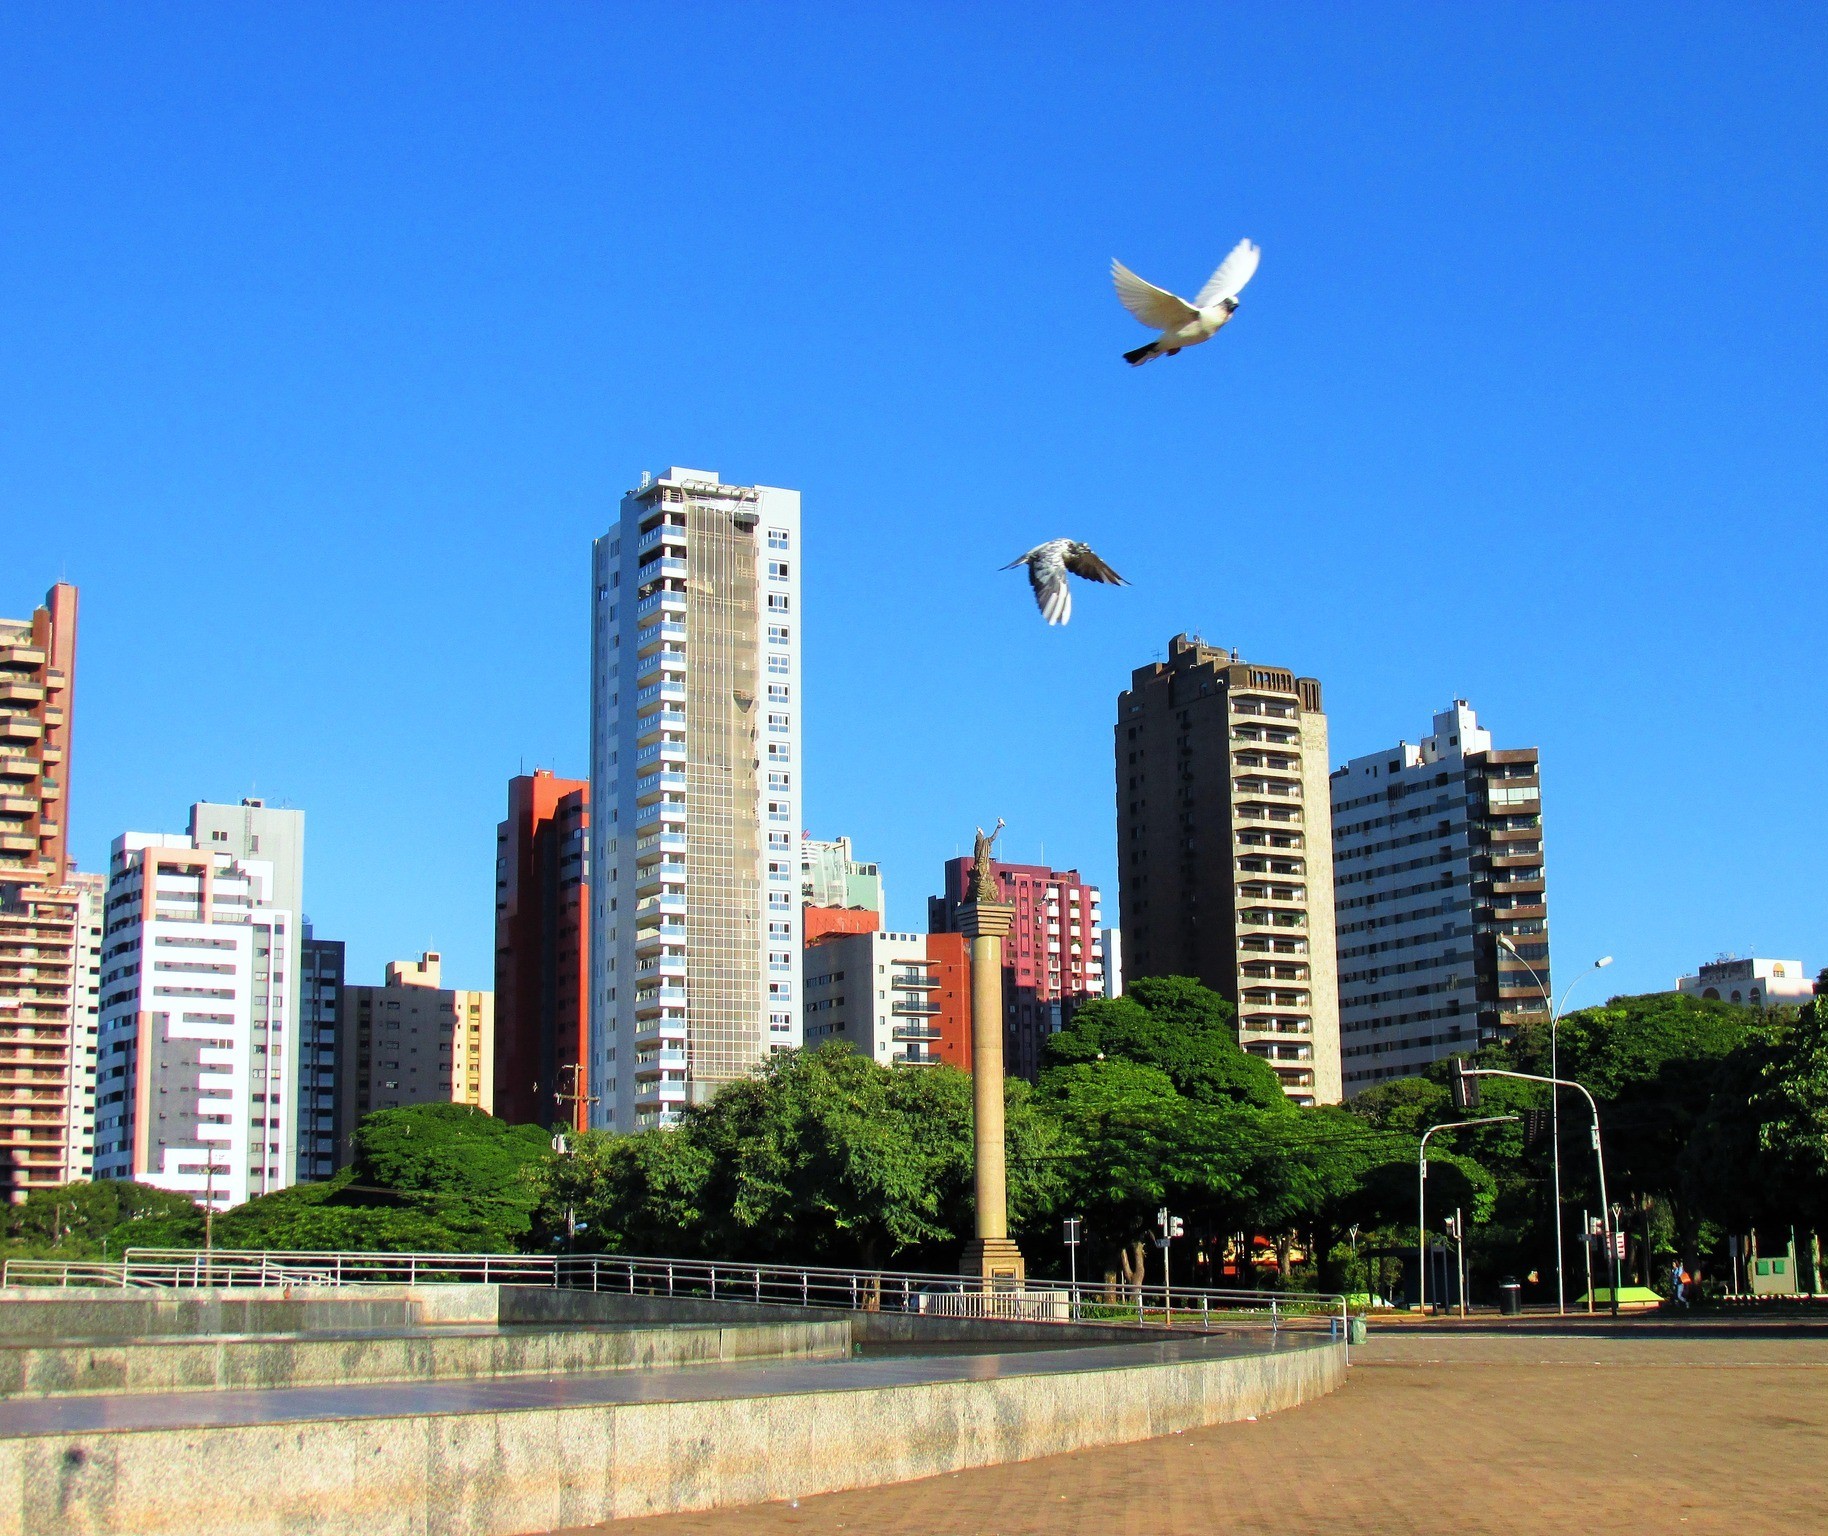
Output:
[0,1318,850,1399]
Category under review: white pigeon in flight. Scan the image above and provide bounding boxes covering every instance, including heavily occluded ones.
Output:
[1111,238,1260,366]
[1001,540,1128,626]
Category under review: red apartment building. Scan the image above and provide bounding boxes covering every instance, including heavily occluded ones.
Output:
[804,904,880,944]
[930,858,1104,1082]
[493,771,590,1129]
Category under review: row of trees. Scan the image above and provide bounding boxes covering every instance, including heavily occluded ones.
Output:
[8,974,1824,1301]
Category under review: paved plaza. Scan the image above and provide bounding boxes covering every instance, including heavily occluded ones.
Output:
[595,1328,1828,1536]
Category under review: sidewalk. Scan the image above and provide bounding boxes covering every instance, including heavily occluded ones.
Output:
[588,1330,1828,1535]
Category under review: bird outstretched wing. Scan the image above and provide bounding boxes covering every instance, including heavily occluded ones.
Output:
[1111,260,1197,331]
[1192,238,1260,309]
[1030,543,1072,625]
[1064,545,1128,587]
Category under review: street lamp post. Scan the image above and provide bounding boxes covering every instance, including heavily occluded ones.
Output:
[1499,939,1612,1316]
[1419,1117,1518,1314]
[1460,1064,1621,1318]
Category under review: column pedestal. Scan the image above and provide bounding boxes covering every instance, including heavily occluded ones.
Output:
[957,899,1024,1288]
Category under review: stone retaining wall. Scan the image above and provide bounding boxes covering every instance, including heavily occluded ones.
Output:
[0,1339,1346,1536]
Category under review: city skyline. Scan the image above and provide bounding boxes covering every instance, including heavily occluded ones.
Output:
[4,8,1822,1002]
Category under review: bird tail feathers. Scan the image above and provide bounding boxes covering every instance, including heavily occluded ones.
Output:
[1123,343,1157,366]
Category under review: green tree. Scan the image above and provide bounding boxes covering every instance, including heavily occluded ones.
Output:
[1748,973,1828,1236]
[1044,976,1289,1110]
[2,1179,201,1260]
[533,1044,1066,1270]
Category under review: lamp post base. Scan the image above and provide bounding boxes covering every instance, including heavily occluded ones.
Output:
[959,1238,1027,1289]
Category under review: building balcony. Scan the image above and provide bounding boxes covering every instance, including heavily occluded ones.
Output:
[634,921,688,952]
[891,1000,940,1016]
[635,770,687,805]
[0,716,43,742]
[635,618,687,652]
[889,972,938,989]
[632,1012,688,1039]
[633,986,688,1017]
[1247,1040,1313,1062]
[0,795,36,818]
[635,590,687,621]
[632,522,683,559]
[1240,1014,1313,1035]
[635,712,687,745]
[0,682,44,705]
[1239,908,1307,929]
[636,677,688,706]
[890,1050,937,1066]
[891,1024,941,1042]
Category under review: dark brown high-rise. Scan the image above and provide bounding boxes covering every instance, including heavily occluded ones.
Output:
[1115,634,1341,1105]
[493,771,590,1128]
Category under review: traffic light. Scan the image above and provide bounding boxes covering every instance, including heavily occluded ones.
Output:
[1449,1056,1481,1111]
[1168,1216,1185,1239]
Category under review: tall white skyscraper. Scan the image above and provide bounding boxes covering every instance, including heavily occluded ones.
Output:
[590,468,803,1131]
[188,800,306,1180]
[93,829,297,1207]
[1330,702,1549,1095]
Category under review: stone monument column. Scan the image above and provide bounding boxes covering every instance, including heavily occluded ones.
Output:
[957,822,1025,1287]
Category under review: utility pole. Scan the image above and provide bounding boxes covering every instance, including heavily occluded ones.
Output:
[553,1062,599,1133]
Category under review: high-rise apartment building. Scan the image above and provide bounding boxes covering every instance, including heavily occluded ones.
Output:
[0,584,76,883]
[930,858,1103,1082]
[0,583,86,1200]
[1330,702,1549,1094]
[589,468,803,1131]
[336,953,493,1143]
[1100,926,1123,998]
[802,929,972,1069]
[188,800,305,1180]
[494,770,590,1129]
[93,831,296,1208]
[298,927,344,1179]
[801,835,884,913]
[1115,635,1342,1105]
[62,869,104,1181]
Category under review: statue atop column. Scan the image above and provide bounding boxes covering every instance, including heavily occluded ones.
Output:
[967,818,1005,906]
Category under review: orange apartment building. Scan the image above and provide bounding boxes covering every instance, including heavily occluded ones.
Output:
[0,583,88,1201]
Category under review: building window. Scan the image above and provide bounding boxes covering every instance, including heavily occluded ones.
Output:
[768,560,790,579]
[767,530,789,550]
[767,595,790,612]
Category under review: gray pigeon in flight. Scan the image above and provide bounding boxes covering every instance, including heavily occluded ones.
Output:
[1112,238,1260,365]
[1002,540,1128,625]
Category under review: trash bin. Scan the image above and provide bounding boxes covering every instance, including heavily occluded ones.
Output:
[1498,1278,1522,1316]
[1348,1315,1368,1345]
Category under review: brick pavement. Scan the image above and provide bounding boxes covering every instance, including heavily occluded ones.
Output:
[583,1331,1828,1536]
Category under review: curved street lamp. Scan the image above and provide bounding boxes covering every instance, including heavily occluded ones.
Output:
[1497,939,1613,1315]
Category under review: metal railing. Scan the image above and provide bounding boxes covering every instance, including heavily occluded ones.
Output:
[0,1249,1351,1341]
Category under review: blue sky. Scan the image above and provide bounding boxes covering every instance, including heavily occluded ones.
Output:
[4,5,1823,996]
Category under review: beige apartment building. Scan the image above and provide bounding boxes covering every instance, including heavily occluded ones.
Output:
[336,952,493,1162]
[1115,634,1342,1105]
[0,583,91,1200]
